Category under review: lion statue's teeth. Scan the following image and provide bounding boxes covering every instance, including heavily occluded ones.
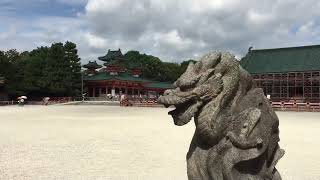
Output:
[158,51,284,180]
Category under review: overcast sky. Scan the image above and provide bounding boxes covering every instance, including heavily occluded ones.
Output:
[1,0,320,63]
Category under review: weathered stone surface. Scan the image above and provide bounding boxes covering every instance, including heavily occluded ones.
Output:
[158,52,284,180]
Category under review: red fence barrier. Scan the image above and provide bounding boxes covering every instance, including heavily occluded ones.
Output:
[0,97,73,106]
[46,97,72,105]
[271,101,320,112]
[120,98,163,107]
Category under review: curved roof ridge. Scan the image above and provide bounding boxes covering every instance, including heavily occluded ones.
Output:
[241,44,320,73]
[251,44,320,52]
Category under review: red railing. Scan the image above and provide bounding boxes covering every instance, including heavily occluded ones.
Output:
[120,98,163,107]
[45,97,72,105]
[0,97,73,106]
[0,101,17,106]
[271,100,320,112]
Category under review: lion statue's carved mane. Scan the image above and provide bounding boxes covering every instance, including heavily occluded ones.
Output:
[159,52,284,180]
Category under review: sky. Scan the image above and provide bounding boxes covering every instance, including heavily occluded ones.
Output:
[0,0,320,63]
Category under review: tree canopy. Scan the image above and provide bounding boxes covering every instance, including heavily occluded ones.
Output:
[0,41,81,99]
[0,44,196,100]
[124,50,196,82]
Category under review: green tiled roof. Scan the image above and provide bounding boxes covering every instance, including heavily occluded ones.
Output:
[98,49,125,62]
[144,82,173,89]
[84,72,153,83]
[241,45,320,74]
[84,72,173,89]
[83,61,102,69]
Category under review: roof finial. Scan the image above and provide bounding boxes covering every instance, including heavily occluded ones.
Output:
[248,46,253,52]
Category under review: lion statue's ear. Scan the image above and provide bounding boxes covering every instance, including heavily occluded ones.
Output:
[186,61,195,71]
[200,52,222,70]
[175,61,199,88]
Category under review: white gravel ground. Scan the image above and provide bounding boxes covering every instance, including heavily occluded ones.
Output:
[0,105,319,180]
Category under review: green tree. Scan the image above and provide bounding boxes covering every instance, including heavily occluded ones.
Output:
[159,62,181,82]
[0,49,27,96]
[43,43,70,96]
[64,41,81,96]
[0,41,82,99]
[124,50,197,82]
[23,47,48,96]
[124,51,164,81]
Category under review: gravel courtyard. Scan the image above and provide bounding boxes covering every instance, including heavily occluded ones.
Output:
[0,105,319,180]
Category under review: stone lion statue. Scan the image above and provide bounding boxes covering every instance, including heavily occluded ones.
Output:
[158,52,284,180]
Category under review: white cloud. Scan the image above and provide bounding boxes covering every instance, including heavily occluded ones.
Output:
[298,21,316,34]
[56,0,88,5]
[84,32,107,49]
[1,0,320,63]
[153,30,193,51]
[247,10,274,25]
[82,0,320,61]
[86,0,124,12]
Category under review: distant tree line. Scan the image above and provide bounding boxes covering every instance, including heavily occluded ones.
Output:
[0,42,196,100]
[0,41,81,99]
[124,50,196,82]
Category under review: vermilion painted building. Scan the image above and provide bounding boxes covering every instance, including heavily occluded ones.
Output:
[83,49,172,98]
[241,45,320,102]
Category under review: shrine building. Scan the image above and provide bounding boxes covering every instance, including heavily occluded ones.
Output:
[83,49,173,98]
[241,45,320,102]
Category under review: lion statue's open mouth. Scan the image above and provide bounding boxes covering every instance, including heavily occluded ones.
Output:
[160,91,199,126]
